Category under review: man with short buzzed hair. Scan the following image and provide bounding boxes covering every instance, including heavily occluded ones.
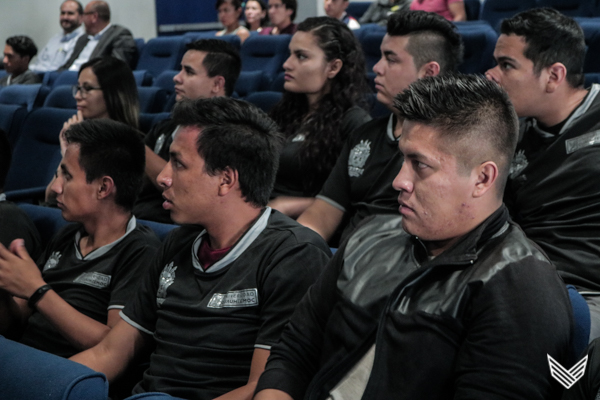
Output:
[255,73,573,400]
[133,39,242,223]
[60,0,137,71]
[486,8,600,340]
[30,0,85,72]
[298,10,462,245]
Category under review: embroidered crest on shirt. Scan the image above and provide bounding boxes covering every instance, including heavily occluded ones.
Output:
[43,251,62,272]
[157,262,177,306]
[348,140,371,177]
[207,288,259,308]
[74,272,111,289]
[509,149,528,180]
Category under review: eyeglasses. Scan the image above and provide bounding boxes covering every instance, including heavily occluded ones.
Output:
[72,84,102,98]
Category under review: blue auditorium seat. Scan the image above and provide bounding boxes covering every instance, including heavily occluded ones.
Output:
[17,203,68,247]
[464,0,481,21]
[537,0,594,17]
[4,108,74,201]
[240,35,291,90]
[0,84,49,111]
[585,72,600,87]
[135,38,145,57]
[184,32,242,50]
[0,104,27,147]
[346,1,371,20]
[0,335,108,400]
[124,393,185,400]
[133,70,154,86]
[136,36,188,78]
[235,70,264,98]
[245,91,282,113]
[480,0,537,31]
[270,71,285,92]
[43,85,77,109]
[153,69,178,97]
[360,30,386,72]
[52,70,78,88]
[567,285,591,358]
[577,18,600,73]
[138,87,168,113]
[456,23,498,74]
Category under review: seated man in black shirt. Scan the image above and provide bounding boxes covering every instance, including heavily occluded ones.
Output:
[255,75,573,400]
[70,98,331,399]
[486,8,600,340]
[0,119,159,357]
[297,10,463,245]
[134,39,241,223]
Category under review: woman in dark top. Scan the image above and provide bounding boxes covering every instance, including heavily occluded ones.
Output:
[268,17,371,218]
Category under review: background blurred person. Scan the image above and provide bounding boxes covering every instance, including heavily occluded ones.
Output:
[245,0,268,32]
[261,0,297,35]
[1,36,41,86]
[215,0,250,43]
[410,0,466,22]
[268,17,371,218]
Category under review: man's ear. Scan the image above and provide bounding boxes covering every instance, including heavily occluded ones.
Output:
[327,59,343,79]
[217,167,239,196]
[212,75,226,96]
[472,161,498,198]
[545,62,567,93]
[419,61,441,78]
[97,176,115,200]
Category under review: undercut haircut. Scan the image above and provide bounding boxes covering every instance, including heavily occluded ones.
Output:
[64,119,145,211]
[6,36,38,59]
[172,97,282,208]
[90,1,110,22]
[394,74,518,194]
[0,130,11,191]
[387,11,463,73]
[501,8,585,88]
[282,0,297,21]
[186,39,242,97]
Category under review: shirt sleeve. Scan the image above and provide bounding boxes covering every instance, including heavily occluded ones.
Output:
[453,257,573,400]
[108,229,160,310]
[256,244,346,399]
[318,134,353,212]
[255,240,331,349]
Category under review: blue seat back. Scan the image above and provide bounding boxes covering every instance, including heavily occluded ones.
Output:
[464,0,481,21]
[17,203,69,248]
[0,84,49,112]
[245,91,282,113]
[4,108,73,192]
[240,35,291,88]
[44,85,77,109]
[153,70,178,96]
[480,0,537,31]
[235,70,264,98]
[0,335,108,400]
[537,0,594,17]
[133,70,154,86]
[0,104,27,147]
[456,23,498,74]
[361,30,386,72]
[136,36,188,78]
[567,285,591,358]
[52,71,79,88]
[138,87,168,113]
[578,18,600,73]
[346,1,371,20]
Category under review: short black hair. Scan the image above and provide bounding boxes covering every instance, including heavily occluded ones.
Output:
[64,119,145,211]
[387,10,463,73]
[172,97,282,208]
[394,74,518,195]
[5,36,38,59]
[501,8,585,88]
[215,0,243,9]
[186,39,242,97]
[282,0,297,21]
[63,0,84,15]
[0,130,11,191]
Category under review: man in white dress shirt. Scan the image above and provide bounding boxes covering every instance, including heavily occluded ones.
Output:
[29,1,85,73]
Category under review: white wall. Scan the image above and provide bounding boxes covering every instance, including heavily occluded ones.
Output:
[0,0,157,53]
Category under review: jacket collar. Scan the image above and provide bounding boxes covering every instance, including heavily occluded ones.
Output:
[412,205,510,266]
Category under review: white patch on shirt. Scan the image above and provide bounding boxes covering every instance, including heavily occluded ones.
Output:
[74,272,111,289]
[154,133,167,153]
[207,288,259,308]
[509,149,528,180]
[157,262,177,306]
[43,251,62,272]
[348,140,371,177]
[565,130,600,154]
[292,133,305,142]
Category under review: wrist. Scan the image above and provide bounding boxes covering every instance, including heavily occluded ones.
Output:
[28,284,52,310]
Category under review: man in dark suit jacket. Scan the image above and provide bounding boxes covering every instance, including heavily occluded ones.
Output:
[59,0,137,71]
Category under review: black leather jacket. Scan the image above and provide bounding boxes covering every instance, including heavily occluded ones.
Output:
[257,206,573,400]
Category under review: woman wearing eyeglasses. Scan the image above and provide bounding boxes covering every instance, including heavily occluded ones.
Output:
[45,57,139,203]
